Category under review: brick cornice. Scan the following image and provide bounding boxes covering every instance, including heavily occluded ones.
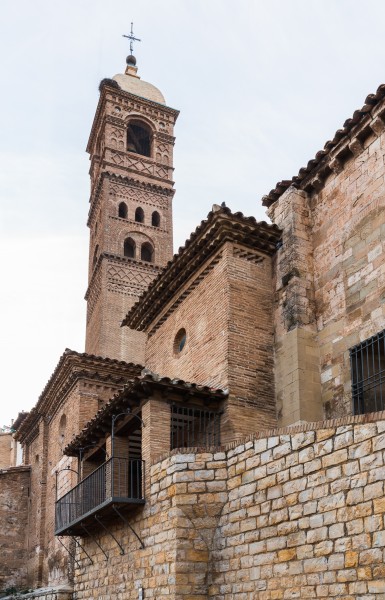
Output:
[15,350,143,443]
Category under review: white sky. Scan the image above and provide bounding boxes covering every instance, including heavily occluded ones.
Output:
[2,0,385,428]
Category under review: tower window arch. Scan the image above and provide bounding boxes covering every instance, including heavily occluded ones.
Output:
[141,242,154,263]
[118,202,128,219]
[135,207,144,223]
[124,237,136,258]
[127,120,152,157]
[59,414,67,442]
[152,211,160,227]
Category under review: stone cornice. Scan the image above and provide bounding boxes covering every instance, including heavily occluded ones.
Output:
[262,83,385,207]
[122,206,282,331]
[15,350,143,444]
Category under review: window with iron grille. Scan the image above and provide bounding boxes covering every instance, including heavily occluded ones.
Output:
[171,405,221,449]
[350,329,385,414]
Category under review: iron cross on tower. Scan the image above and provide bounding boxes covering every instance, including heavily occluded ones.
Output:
[123,22,141,55]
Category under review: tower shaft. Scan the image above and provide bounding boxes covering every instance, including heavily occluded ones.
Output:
[85,63,179,362]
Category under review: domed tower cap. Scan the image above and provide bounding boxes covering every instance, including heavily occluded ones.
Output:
[126,54,137,66]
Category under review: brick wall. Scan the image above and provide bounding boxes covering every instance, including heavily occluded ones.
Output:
[0,466,30,592]
[41,379,130,587]
[21,367,136,590]
[145,242,276,442]
[85,81,177,362]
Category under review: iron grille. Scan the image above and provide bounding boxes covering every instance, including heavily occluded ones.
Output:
[350,329,385,414]
[171,405,221,449]
[55,457,144,534]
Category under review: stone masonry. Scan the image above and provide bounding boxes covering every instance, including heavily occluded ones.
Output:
[267,85,385,424]
[70,412,385,599]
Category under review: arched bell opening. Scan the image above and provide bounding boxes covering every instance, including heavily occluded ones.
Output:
[124,237,136,259]
[127,120,152,157]
[141,242,154,263]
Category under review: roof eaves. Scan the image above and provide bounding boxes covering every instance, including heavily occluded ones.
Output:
[262,83,385,207]
[122,206,281,330]
[64,372,227,456]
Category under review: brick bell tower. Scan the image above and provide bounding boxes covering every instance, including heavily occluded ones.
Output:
[85,49,179,363]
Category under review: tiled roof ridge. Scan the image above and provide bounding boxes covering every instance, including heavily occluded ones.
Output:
[64,371,227,455]
[122,205,281,329]
[262,83,385,207]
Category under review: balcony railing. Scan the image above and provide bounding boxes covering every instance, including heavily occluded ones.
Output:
[55,457,144,536]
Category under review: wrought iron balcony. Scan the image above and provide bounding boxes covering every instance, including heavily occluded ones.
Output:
[55,457,145,536]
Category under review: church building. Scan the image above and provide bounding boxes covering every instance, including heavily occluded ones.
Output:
[2,43,385,600]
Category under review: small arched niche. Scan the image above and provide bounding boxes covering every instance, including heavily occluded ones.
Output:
[118,202,128,219]
[152,211,160,227]
[124,237,136,258]
[135,207,145,223]
[127,120,152,157]
[141,242,154,263]
[59,414,67,442]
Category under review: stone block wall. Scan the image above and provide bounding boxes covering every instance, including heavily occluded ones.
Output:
[209,414,385,599]
[311,129,385,418]
[269,120,385,423]
[1,586,73,600]
[0,466,30,592]
[69,412,385,599]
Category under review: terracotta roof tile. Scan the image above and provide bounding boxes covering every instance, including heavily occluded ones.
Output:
[15,349,143,443]
[122,205,281,331]
[64,371,227,455]
[262,84,385,207]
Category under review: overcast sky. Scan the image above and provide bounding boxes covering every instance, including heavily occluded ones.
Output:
[2,0,385,428]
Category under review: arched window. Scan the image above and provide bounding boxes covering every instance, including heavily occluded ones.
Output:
[127,121,152,157]
[124,237,135,258]
[141,242,154,263]
[118,202,128,219]
[135,207,144,223]
[152,211,160,227]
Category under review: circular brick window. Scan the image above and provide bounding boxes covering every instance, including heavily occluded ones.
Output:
[174,328,187,356]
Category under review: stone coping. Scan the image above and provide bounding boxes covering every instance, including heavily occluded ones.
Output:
[151,410,385,465]
[0,586,73,600]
